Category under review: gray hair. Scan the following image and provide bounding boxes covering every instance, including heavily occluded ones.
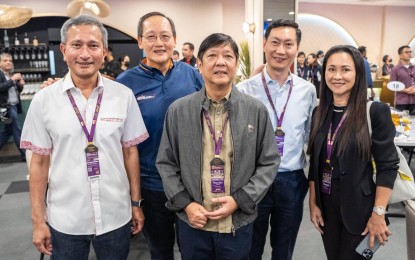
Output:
[60,14,108,48]
[0,53,12,61]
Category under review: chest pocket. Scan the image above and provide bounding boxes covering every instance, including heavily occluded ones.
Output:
[98,114,125,139]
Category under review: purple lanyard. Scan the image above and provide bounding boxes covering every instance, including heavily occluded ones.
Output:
[261,71,293,128]
[326,112,348,163]
[203,109,229,156]
[298,66,305,78]
[67,89,103,144]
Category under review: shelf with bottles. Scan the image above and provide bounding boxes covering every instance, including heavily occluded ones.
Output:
[2,29,39,48]
[1,44,50,73]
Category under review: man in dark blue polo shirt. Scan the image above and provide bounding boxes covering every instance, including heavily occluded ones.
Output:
[116,11,203,260]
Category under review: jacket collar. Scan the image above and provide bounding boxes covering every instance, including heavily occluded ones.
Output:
[198,85,240,112]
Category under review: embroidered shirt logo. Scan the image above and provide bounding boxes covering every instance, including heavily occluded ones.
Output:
[101,118,124,122]
[137,94,156,101]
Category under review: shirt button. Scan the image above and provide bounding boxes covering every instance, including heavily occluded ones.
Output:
[216,130,221,135]
[217,111,220,115]
[340,171,346,176]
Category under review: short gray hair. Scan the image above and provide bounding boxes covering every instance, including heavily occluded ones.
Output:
[61,14,108,48]
[0,53,12,61]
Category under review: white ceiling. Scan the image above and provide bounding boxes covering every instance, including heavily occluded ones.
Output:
[263,0,415,22]
[299,0,415,6]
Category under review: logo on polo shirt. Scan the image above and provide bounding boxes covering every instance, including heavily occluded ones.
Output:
[137,94,156,101]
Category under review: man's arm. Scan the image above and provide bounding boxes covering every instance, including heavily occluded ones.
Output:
[30,153,52,256]
[122,145,144,234]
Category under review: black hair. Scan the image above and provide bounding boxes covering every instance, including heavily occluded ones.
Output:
[183,42,194,51]
[382,55,389,63]
[398,45,411,54]
[264,19,301,45]
[137,11,176,37]
[358,46,366,54]
[308,45,371,160]
[197,33,239,61]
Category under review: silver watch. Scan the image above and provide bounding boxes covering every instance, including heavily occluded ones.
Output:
[373,206,387,216]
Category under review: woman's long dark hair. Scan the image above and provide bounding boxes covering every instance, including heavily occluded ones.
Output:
[307,45,371,160]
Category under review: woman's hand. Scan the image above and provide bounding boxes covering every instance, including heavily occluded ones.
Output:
[362,212,391,249]
[310,202,325,234]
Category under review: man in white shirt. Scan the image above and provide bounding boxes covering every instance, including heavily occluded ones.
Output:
[237,19,317,260]
[21,14,148,259]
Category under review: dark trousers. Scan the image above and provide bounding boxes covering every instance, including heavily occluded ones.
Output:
[141,188,176,260]
[321,180,366,260]
[49,222,131,260]
[0,105,25,158]
[177,219,253,260]
[249,169,308,260]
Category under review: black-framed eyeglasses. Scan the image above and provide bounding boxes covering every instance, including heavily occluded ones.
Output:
[141,34,172,43]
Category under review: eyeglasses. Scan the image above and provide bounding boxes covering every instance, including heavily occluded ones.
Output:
[141,34,173,43]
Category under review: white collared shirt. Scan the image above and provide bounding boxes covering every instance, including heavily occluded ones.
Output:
[21,73,149,235]
[237,66,317,171]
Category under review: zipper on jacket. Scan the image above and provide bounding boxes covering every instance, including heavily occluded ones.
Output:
[231,225,235,236]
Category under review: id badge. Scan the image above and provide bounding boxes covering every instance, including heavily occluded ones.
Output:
[85,144,101,180]
[275,128,285,156]
[321,163,332,195]
[210,157,225,193]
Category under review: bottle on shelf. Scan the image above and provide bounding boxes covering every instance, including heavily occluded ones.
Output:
[31,49,36,60]
[3,30,9,48]
[24,32,29,45]
[14,32,20,46]
[19,49,24,60]
[33,35,38,46]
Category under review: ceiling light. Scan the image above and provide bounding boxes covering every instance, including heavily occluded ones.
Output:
[267,18,273,22]
[67,0,110,17]
[0,4,33,29]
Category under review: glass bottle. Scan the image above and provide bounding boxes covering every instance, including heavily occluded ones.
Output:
[3,30,9,48]
[24,32,29,45]
[33,35,38,46]
[14,32,20,46]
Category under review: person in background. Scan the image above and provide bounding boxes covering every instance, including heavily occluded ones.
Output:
[297,51,309,80]
[119,55,131,73]
[116,12,203,260]
[317,50,324,66]
[382,55,394,76]
[0,53,26,161]
[172,50,180,61]
[238,19,317,260]
[307,45,399,259]
[307,53,322,98]
[21,14,148,259]
[390,45,415,113]
[181,42,197,68]
[103,46,120,79]
[358,46,375,99]
[156,32,280,260]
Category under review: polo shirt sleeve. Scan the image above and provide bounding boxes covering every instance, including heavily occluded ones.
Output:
[121,91,149,147]
[20,92,53,155]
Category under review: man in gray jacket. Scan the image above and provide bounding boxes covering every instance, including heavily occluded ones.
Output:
[156,33,280,259]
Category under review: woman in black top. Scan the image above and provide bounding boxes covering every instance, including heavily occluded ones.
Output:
[307,45,399,260]
[307,53,322,98]
[381,54,394,76]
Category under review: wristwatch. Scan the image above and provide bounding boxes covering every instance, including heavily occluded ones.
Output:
[373,206,387,216]
[131,199,144,208]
